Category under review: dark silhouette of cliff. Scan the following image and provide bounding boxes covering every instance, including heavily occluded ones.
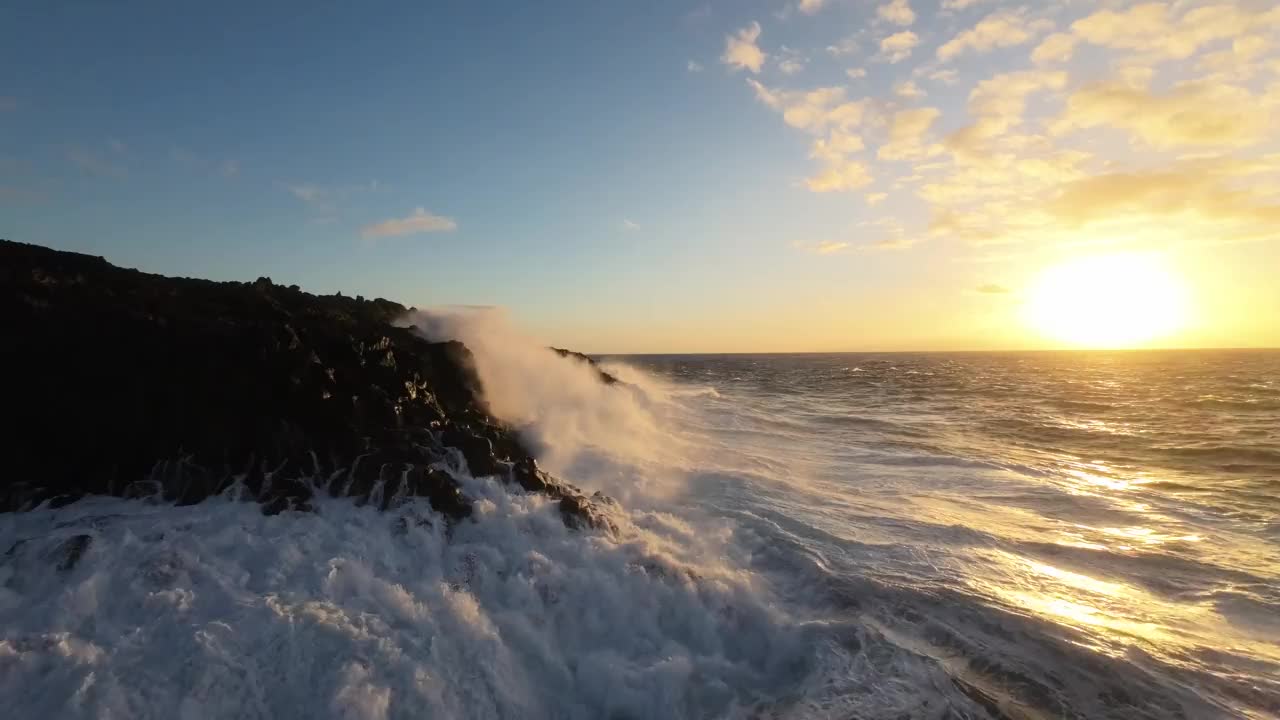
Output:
[0,240,613,531]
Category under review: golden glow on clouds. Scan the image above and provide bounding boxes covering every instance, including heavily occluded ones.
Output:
[1024,253,1188,348]
[879,31,920,63]
[936,8,1052,61]
[710,0,1280,350]
[722,22,767,74]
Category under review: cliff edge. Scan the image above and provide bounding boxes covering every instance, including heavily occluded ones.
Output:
[0,240,613,530]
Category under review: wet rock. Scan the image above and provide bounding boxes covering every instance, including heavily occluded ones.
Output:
[439,425,503,477]
[403,467,472,520]
[511,456,553,494]
[52,534,92,572]
[558,494,616,533]
[512,457,616,533]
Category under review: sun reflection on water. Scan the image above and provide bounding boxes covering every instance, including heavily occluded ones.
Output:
[969,549,1185,654]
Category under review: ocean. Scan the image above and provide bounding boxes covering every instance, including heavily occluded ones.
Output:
[3,333,1278,718]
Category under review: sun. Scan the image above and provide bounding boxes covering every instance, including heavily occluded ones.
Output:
[1024,253,1189,348]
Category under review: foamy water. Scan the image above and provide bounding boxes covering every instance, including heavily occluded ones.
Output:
[2,318,1278,719]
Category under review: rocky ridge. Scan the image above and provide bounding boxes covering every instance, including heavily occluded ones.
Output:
[0,240,616,532]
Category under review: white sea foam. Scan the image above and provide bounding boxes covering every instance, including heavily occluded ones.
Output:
[407,307,702,503]
[0,484,816,719]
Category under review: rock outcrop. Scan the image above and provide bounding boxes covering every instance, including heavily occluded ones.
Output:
[551,347,620,385]
[0,240,615,530]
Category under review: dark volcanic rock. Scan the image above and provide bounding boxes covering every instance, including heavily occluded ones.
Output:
[551,347,619,385]
[439,424,504,477]
[512,457,616,533]
[0,240,615,530]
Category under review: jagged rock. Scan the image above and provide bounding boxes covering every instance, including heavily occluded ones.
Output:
[511,456,554,494]
[0,239,617,532]
[551,347,619,385]
[403,467,472,519]
[512,457,616,533]
[441,425,505,477]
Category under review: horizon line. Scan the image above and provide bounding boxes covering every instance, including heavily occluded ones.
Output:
[592,346,1280,357]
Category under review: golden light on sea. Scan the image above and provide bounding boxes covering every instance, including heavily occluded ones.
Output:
[1024,253,1189,349]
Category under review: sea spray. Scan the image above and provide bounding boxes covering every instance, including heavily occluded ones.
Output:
[406,307,700,504]
[0,480,816,718]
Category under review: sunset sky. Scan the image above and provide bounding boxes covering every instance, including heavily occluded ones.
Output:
[2,0,1278,352]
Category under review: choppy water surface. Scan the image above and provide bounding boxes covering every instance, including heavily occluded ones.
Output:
[621,350,1280,719]
[2,344,1278,719]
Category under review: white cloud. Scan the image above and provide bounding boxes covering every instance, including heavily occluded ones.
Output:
[1197,34,1271,79]
[778,61,804,76]
[941,0,991,9]
[1051,79,1273,149]
[798,0,826,16]
[945,70,1067,154]
[777,46,807,75]
[285,180,381,212]
[687,60,704,72]
[1031,32,1077,65]
[1070,3,1280,61]
[826,36,859,57]
[361,208,458,240]
[287,184,326,204]
[937,9,1051,61]
[846,67,868,79]
[795,240,852,254]
[880,31,920,63]
[872,234,918,250]
[810,130,866,163]
[747,80,868,133]
[878,0,915,27]
[808,160,874,192]
[878,107,942,160]
[722,21,767,73]
[927,68,960,85]
[866,192,889,206]
[168,145,238,179]
[895,80,925,100]
[622,219,640,231]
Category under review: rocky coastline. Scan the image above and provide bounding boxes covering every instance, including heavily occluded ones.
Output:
[1,240,615,533]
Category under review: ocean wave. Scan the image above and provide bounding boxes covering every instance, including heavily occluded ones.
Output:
[0,488,814,719]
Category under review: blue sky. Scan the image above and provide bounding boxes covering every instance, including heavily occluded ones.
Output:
[3,1,1279,351]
